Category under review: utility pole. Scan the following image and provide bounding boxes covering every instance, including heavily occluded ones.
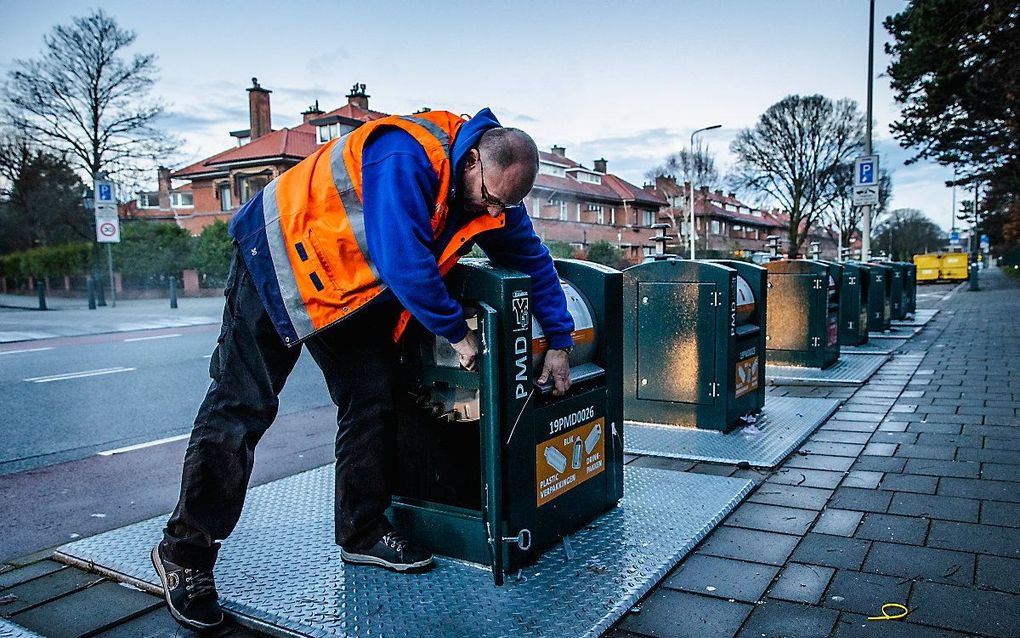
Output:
[861,0,875,262]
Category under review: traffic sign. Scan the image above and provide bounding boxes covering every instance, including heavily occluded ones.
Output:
[95,180,115,203]
[854,155,879,187]
[950,231,960,244]
[853,185,879,206]
[980,234,989,245]
[96,217,121,243]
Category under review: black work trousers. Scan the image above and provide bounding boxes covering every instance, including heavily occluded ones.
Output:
[162,250,399,570]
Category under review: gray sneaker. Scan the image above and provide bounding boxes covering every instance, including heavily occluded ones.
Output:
[340,532,434,573]
[150,543,224,630]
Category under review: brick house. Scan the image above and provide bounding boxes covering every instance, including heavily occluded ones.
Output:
[166,80,385,234]
[525,148,667,262]
[652,176,781,256]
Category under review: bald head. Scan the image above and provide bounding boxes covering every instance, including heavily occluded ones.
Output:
[477,127,539,204]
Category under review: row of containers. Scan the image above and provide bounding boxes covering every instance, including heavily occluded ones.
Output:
[914,252,969,283]
[387,232,917,584]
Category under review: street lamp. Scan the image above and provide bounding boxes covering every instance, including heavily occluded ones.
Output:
[689,124,722,259]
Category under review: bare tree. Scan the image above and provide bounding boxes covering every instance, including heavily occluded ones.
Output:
[874,208,944,260]
[3,9,177,185]
[823,161,893,255]
[729,95,865,257]
[645,139,720,189]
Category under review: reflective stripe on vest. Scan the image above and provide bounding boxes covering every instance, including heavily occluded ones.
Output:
[261,178,316,340]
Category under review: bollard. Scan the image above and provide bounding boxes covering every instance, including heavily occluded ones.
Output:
[97,277,107,307]
[36,280,47,311]
[969,262,980,290]
[87,277,97,309]
[169,276,178,309]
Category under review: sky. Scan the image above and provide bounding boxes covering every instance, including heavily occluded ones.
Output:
[0,0,961,231]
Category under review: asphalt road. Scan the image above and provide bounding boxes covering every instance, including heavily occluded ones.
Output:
[0,324,332,475]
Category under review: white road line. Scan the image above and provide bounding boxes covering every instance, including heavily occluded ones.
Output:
[203,354,212,358]
[123,333,182,342]
[97,433,190,456]
[0,347,54,356]
[24,367,136,383]
[939,281,968,305]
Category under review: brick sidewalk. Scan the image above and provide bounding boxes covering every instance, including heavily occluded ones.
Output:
[613,270,1019,638]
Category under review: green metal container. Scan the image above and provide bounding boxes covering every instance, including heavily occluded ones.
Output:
[765,260,841,369]
[819,261,870,346]
[872,261,906,320]
[389,258,623,585]
[863,262,893,332]
[622,257,767,433]
[892,262,917,315]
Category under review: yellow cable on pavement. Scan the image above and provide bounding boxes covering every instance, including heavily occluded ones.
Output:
[867,603,909,621]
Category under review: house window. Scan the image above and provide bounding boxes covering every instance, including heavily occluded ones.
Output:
[317,123,340,144]
[576,202,582,222]
[559,200,567,221]
[218,184,233,211]
[596,208,605,224]
[711,220,721,235]
[642,210,655,226]
[238,176,269,205]
[138,192,160,208]
[171,192,193,208]
[643,246,654,257]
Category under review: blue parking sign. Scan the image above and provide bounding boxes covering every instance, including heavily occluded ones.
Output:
[854,155,879,187]
[95,181,114,202]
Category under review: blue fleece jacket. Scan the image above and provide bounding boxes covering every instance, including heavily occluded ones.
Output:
[361,108,574,348]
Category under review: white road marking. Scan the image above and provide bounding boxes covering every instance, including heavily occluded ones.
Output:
[0,347,54,356]
[123,333,182,342]
[97,433,190,456]
[24,367,136,383]
[203,354,212,358]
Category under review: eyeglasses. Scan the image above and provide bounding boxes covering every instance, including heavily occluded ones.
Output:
[478,153,523,209]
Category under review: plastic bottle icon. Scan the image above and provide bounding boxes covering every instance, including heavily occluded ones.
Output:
[544,446,567,474]
[584,423,602,454]
[571,437,583,469]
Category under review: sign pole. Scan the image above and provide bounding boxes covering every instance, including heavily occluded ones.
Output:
[106,243,116,308]
[861,0,875,262]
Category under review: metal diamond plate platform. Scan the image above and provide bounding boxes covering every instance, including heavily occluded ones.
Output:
[841,339,908,355]
[870,324,921,339]
[624,396,839,468]
[766,353,889,386]
[0,620,43,638]
[53,466,751,638]
[893,308,939,327]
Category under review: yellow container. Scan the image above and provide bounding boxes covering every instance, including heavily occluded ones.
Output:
[913,254,940,283]
[940,252,969,281]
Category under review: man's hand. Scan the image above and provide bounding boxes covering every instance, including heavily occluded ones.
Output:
[450,331,479,371]
[538,349,572,396]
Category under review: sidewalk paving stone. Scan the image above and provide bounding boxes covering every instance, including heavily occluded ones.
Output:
[862,542,975,587]
[724,502,818,536]
[829,487,892,513]
[888,493,980,522]
[619,589,753,638]
[662,554,778,603]
[926,520,1020,558]
[734,599,838,638]
[980,500,1020,528]
[975,554,1020,594]
[823,570,912,617]
[850,456,906,473]
[696,527,801,567]
[766,563,834,604]
[980,463,1020,481]
[855,513,929,545]
[791,533,872,571]
[766,468,845,490]
[841,471,883,489]
[937,477,1020,502]
[902,458,980,479]
[783,454,855,472]
[748,484,833,511]
[877,473,939,494]
[833,613,971,638]
[811,509,864,537]
[909,581,1020,638]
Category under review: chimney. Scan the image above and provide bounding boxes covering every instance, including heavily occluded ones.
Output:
[654,175,677,191]
[699,186,710,193]
[727,191,737,199]
[157,166,171,209]
[346,82,370,110]
[715,189,724,197]
[551,145,566,157]
[247,77,272,140]
[593,158,607,174]
[301,100,324,124]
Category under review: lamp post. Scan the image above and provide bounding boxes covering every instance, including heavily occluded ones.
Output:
[688,124,722,259]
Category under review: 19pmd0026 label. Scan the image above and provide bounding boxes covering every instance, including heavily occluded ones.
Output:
[536,418,605,507]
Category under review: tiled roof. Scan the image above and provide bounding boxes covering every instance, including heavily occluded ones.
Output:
[315,103,389,123]
[173,126,317,178]
[534,151,664,207]
[601,174,667,206]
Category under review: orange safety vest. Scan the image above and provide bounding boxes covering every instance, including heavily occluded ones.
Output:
[249,111,505,345]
